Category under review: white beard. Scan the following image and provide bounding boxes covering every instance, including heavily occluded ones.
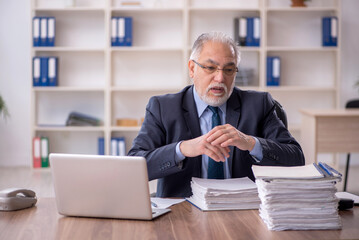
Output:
[200,81,235,107]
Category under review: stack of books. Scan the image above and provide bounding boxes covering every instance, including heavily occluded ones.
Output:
[66,112,101,126]
[187,177,260,211]
[252,163,342,231]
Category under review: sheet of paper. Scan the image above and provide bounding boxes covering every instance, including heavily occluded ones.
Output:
[192,177,256,191]
[150,197,185,209]
[336,191,359,204]
[252,164,323,179]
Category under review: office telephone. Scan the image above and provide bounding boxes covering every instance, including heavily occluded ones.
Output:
[0,188,37,211]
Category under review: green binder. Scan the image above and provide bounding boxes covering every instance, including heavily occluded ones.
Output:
[41,137,49,167]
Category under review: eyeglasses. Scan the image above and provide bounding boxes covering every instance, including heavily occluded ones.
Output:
[192,60,238,76]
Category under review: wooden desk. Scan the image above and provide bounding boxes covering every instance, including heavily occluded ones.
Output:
[0,198,358,239]
[301,109,359,163]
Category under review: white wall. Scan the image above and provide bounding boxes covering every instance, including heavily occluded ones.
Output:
[0,0,31,166]
[340,0,359,106]
[0,0,358,166]
[339,0,359,166]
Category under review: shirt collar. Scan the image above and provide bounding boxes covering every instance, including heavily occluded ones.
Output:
[193,86,227,118]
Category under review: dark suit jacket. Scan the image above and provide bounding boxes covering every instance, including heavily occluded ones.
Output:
[128,85,305,197]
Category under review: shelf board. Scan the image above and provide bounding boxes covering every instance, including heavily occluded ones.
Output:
[111,126,141,132]
[32,47,105,52]
[111,46,183,52]
[111,7,183,12]
[34,7,105,12]
[266,46,338,52]
[266,7,337,12]
[111,86,182,92]
[187,46,260,52]
[265,86,336,92]
[189,7,260,12]
[35,126,105,132]
[33,87,105,92]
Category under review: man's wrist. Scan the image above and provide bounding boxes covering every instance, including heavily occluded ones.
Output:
[249,137,263,161]
[248,136,256,151]
[175,141,186,164]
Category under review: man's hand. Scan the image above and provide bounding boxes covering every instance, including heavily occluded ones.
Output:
[206,124,256,151]
[179,134,230,162]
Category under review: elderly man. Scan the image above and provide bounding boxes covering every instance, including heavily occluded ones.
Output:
[129,32,305,197]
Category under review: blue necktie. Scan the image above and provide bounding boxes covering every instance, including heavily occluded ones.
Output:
[207,106,224,179]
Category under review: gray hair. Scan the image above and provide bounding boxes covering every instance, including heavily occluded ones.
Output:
[190,32,241,65]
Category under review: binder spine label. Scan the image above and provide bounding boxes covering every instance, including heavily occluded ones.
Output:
[47,17,55,46]
[33,17,40,46]
[118,17,125,45]
[239,17,247,46]
[48,57,57,86]
[33,57,41,86]
[253,17,260,46]
[40,18,47,46]
[272,58,280,78]
[48,58,56,78]
[111,18,117,46]
[33,137,41,168]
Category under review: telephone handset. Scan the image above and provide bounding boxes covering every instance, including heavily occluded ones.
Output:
[0,188,37,211]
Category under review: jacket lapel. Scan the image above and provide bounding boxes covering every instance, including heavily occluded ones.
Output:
[182,85,202,138]
[226,88,242,172]
[182,85,202,177]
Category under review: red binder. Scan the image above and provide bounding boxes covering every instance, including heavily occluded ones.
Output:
[33,137,41,168]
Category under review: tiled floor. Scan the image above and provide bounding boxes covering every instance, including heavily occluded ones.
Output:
[1,165,358,197]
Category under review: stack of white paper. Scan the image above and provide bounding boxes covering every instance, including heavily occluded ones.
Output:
[252,164,342,231]
[187,177,260,211]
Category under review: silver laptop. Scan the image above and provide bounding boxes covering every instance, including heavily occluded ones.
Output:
[50,153,170,220]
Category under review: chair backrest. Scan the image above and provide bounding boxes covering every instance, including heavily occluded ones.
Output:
[274,100,288,129]
[346,99,359,109]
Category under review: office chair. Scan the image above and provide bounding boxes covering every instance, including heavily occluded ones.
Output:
[343,99,359,191]
[274,100,288,129]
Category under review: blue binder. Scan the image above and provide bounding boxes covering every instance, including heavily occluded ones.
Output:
[246,18,254,46]
[266,57,280,86]
[322,17,331,46]
[33,17,40,47]
[330,17,338,46]
[40,57,49,86]
[111,17,118,46]
[322,17,338,47]
[48,57,58,86]
[111,138,118,155]
[33,57,41,86]
[253,17,260,47]
[125,17,132,46]
[98,137,105,155]
[246,17,260,47]
[118,17,125,46]
[117,137,126,156]
[40,17,48,47]
[47,17,55,47]
[239,17,247,46]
